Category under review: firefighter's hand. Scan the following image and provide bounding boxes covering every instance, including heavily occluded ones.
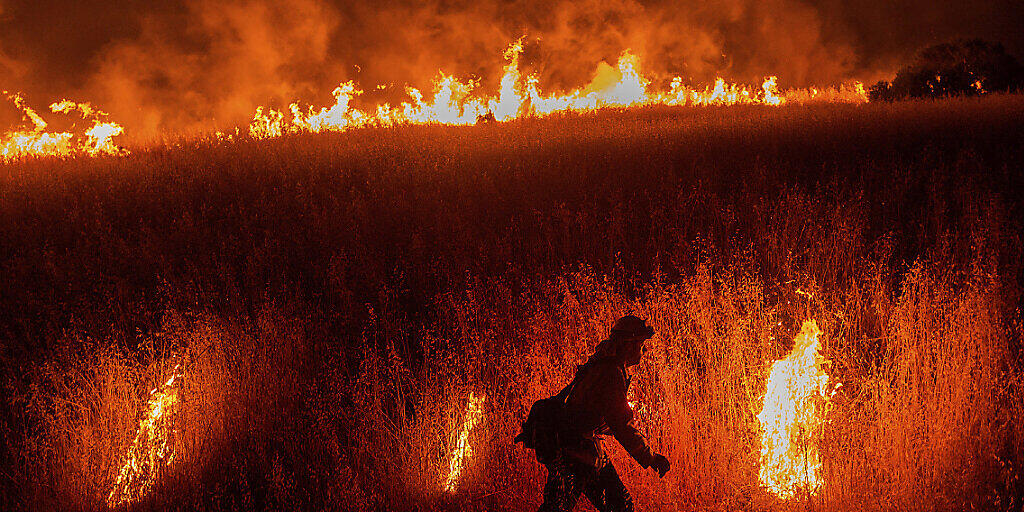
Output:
[651,454,670,477]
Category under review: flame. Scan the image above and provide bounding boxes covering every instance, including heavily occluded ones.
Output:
[1,92,127,162]
[443,392,486,493]
[756,320,839,499]
[107,365,182,508]
[525,50,650,115]
[487,38,526,121]
[248,40,867,139]
[5,41,871,152]
[762,76,783,106]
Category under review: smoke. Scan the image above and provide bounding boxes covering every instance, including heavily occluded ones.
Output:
[85,0,342,139]
[0,1,25,88]
[0,0,1021,137]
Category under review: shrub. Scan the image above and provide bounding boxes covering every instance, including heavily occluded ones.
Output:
[869,39,1024,101]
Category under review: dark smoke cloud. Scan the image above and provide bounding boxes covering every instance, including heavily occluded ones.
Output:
[0,0,1021,138]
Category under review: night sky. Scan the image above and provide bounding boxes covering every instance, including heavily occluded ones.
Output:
[1,0,1022,136]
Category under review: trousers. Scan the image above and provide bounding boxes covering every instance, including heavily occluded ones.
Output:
[538,457,633,512]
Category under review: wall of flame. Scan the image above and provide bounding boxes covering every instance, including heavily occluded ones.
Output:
[2,38,868,162]
[247,40,866,139]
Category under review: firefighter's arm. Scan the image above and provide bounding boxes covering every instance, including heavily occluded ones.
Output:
[603,373,655,468]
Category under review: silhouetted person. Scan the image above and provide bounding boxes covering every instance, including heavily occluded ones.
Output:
[537,315,670,512]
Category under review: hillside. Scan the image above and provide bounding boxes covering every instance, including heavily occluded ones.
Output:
[2,96,1023,511]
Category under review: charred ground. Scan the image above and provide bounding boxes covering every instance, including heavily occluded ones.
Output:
[1,96,1023,510]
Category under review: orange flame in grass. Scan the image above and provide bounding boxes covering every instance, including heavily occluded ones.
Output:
[762,76,783,106]
[757,320,840,499]
[107,365,182,508]
[1,92,126,162]
[444,392,486,493]
[2,92,73,160]
[248,40,867,139]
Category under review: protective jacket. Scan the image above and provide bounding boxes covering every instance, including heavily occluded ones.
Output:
[558,349,654,469]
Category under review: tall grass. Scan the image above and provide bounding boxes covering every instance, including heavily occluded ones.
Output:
[1,95,1022,510]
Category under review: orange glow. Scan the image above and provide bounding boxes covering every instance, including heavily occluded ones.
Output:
[1,92,126,162]
[248,40,868,139]
[443,392,486,493]
[780,81,868,104]
[107,365,182,508]
[757,320,839,499]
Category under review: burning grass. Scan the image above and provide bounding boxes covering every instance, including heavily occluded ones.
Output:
[245,40,858,139]
[1,92,127,162]
[757,319,837,499]
[107,364,182,507]
[1,95,1023,511]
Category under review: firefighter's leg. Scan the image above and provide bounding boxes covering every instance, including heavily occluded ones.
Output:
[538,458,585,512]
[582,461,634,512]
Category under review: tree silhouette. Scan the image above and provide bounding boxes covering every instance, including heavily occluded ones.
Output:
[869,39,1023,101]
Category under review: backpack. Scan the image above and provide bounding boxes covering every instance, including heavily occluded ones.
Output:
[514,374,578,464]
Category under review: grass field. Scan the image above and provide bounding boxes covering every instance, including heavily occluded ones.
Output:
[1,95,1023,511]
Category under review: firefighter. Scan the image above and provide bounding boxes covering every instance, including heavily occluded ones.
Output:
[538,315,670,512]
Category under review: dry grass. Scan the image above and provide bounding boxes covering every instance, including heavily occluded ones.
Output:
[1,95,1022,511]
